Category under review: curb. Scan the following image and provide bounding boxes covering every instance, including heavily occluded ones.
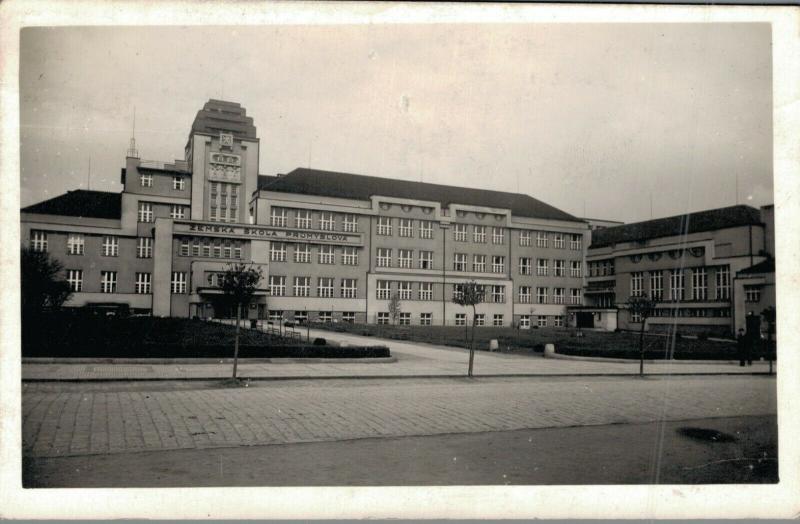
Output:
[22,356,398,365]
[21,371,776,382]
[545,353,754,365]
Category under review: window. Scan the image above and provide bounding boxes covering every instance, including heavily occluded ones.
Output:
[30,230,48,252]
[213,244,221,258]
[294,244,311,263]
[377,280,391,300]
[536,232,548,248]
[420,313,432,326]
[170,205,187,219]
[136,237,152,258]
[171,272,187,294]
[519,315,531,329]
[493,314,504,327]
[570,288,582,305]
[650,271,663,300]
[233,245,242,259]
[491,255,505,274]
[745,286,761,303]
[66,269,82,292]
[100,271,117,293]
[294,311,309,324]
[343,214,358,232]
[519,257,532,275]
[475,314,485,327]
[319,212,335,231]
[138,202,153,222]
[554,315,565,327]
[201,241,211,257]
[135,272,151,294]
[570,260,582,278]
[537,315,548,327]
[491,285,505,303]
[553,233,565,249]
[318,245,335,264]
[537,287,548,304]
[519,231,531,247]
[715,266,731,300]
[473,225,486,243]
[377,216,392,236]
[342,312,356,323]
[399,218,413,238]
[172,176,185,190]
[398,313,411,325]
[419,220,433,239]
[452,284,464,301]
[140,173,152,187]
[631,311,642,323]
[519,286,532,304]
[210,206,217,221]
[67,234,84,255]
[570,234,582,250]
[419,251,433,270]
[270,207,287,227]
[537,259,548,276]
[295,210,312,229]
[377,248,392,268]
[398,249,413,268]
[318,311,332,323]
[268,310,284,322]
[553,287,565,304]
[419,282,433,301]
[631,272,644,297]
[398,281,412,300]
[492,227,505,244]
[294,277,310,297]
[102,236,119,257]
[342,246,359,266]
[553,260,566,277]
[270,242,287,262]
[377,312,390,325]
[341,278,357,298]
[453,253,467,271]
[317,277,334,298]
[453,223,467,242]
[670,269,685,301]
[692,268,708,300]
[455,313,466,326]
[473,254,486,273]
[180,239,190,256]
[269,276,286,296]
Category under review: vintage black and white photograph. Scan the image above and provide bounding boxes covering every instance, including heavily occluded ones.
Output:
[3,1,799,520]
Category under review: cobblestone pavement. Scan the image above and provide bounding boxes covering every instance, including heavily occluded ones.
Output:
[22,375,776,458]
[22,327,772,381]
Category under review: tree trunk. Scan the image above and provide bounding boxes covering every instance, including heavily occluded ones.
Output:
[639,317,646,377]
[468,305,476,377]
[233,303,241,379]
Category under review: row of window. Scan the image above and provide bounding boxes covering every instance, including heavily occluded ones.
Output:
[31,231,153,257]
[270,243,360,265]
[138,202,189,222]
[630,307,732,322]
[588,260,615,277]
[64,270,187,294]
[630,267,731,301]
[140,173,185,191]
[267,310,358,323]
[267,276,359,298]
[178,238,244,259]
[270,208,360,232]
[209,182,239,222]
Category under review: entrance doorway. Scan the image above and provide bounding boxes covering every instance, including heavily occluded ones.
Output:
[576,312,595,329]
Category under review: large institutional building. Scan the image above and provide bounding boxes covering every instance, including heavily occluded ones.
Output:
[21,100,591,328]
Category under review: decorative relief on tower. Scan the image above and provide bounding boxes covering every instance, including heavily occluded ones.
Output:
[208,152,241,182]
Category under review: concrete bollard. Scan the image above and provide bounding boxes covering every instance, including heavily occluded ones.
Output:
[489,339,499,352]
[544,343,555,358]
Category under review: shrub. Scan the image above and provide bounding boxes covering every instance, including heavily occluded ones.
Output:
[313,337,327,346]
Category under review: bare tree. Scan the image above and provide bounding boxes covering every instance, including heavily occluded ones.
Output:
[452,281,486,377]
[219,262,264,379]
[626,294,657,376]
[388,292,402,325]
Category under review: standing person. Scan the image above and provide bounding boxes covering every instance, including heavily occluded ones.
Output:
[745,311,761,366]
[736,328,747,367]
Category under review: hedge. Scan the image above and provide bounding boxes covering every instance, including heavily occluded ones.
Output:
[555,346,775,361]
[22,343,391,359]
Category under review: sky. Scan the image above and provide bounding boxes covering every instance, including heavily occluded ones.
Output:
[19,23,773,223]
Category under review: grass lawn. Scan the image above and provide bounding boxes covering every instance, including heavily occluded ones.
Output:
[317,323,768,360]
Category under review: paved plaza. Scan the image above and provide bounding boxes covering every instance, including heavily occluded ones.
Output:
[22,375,776,459]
